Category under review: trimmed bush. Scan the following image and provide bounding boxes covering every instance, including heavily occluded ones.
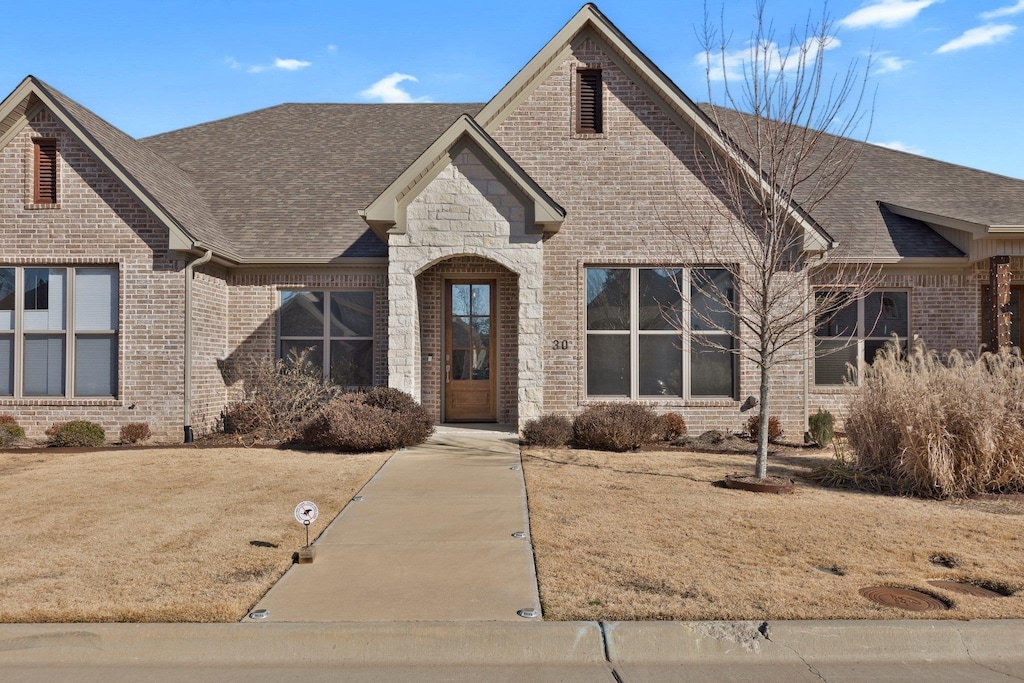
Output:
[572,403,660,451]
[522,414,572,447]
[46,421,105,447]
[807,409,834,447]
[297,388,433,452]
[845,343,1024,498]
[661,412,688,441]
[120,422,153,445]
[0,415,25,447]
[746,414,783,443]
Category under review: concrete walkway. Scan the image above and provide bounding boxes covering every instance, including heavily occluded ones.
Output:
[248,425,541,622]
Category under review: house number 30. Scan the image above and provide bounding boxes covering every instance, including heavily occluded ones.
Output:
[552,340,569,350]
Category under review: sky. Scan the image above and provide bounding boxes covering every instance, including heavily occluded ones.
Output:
[2,0,1023,179]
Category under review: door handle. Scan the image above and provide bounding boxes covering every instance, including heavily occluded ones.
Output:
[446,365,451,384]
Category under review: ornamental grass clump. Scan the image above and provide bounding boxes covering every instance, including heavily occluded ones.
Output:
[845,342,1024,498]
[572,403,660,451]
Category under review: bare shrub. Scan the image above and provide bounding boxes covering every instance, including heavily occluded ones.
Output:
[845,342,1024,498]
[223,349,339,441]
[120,422,152,445]
[298,388,432,452]
[746,414,783,443]
[522,414,572,447]
[661,412,688,441]
[572,403,660,452]
[46,421,105,448]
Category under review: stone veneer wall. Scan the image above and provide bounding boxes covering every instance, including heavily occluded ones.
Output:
[389,146,544,427]
[489,34,806,435]
[225,269,389,401]
[0,108,201,441]
[416,256,519,424]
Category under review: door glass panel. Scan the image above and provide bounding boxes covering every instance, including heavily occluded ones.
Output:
[471,316,490,348]
[451,285,471,316]
[472,349,490,380]
[471,284,490,316]
[451,349,471,380]
[452,317,471,348]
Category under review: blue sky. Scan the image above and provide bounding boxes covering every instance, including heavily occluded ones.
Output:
[2,1,1022,178]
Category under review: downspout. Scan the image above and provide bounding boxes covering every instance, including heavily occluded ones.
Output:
[183,249,214,443]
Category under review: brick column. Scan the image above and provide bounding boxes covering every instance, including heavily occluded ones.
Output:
[989,255,1012,350]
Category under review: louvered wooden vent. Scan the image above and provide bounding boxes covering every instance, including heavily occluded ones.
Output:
[33,139,57,204]
[577,69,603,134]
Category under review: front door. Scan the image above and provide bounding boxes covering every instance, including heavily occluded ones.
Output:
[445,280,497,422]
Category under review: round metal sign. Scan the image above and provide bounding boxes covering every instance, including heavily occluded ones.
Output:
[294,501,318,526]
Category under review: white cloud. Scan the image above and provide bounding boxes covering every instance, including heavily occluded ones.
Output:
[273,58,311,71]
[840,0,940,29]
[327,44,338,53]
[360,73,431,103]
[874,140,925,154]
[981,1,1024,19]
[697,35,839,82]
[871,52,911,74]
[936,23,1016,53]
[225,57,242,70]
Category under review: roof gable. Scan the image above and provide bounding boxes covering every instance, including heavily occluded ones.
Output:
[477,3,834,253]
[362,114,565,238]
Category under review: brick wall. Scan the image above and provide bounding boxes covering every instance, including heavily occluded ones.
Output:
[0,108,196,441]
[190,264,229,436]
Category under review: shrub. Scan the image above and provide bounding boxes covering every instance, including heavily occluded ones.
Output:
[746,414,783,443]
[222,348,340,441]
[298,388,433,452]
[522,414,572,447]
[661,412,688,441]
[46,421,105,447]
[120,422,152,445]
[0,415,24,447]
[807,409,835,448]
[572,403,660,451]
[845,342,1024,498]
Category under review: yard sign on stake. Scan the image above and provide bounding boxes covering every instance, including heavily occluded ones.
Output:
[294,501,318,548]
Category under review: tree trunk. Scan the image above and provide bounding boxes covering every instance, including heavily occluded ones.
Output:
[755,364,770,480]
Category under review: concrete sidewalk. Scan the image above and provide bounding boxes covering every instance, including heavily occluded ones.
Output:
[2,620,1023,682]
[248,425,541,622]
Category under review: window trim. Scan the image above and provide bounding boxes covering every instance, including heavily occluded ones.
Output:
[813,288,911,387]
[277,288,376,388]
[584,266,738,401]
[0,265,119,399]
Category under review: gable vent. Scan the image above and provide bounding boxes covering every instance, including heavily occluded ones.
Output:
[33,139,57,204]
[577,69,603,134]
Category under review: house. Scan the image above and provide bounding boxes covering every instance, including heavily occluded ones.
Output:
[1,4,1022,443]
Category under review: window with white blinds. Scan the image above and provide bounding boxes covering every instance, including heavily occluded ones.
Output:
[0,266,118,398]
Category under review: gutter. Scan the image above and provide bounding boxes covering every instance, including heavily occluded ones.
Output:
[183,249,214,443]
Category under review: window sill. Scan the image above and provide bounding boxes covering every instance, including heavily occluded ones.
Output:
[0,397,121,406]
[582,397,739,408]
[572,132,607,140]
[24,203,61,211]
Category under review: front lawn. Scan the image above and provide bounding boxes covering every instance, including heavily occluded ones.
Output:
[522,447,1024,620]
[0,447,388,622]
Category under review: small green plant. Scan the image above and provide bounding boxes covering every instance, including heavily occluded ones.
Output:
[46,421,106,447]
[120,422,152,445]
[661,412,688,441]
[0,414,25,447]
[746,414,783,443]
[522,414,573,447]
[807,408,834,447]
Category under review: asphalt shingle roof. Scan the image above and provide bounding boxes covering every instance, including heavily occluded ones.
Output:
[142,103,483,260]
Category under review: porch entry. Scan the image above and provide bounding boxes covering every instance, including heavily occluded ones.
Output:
[444,279,497,422]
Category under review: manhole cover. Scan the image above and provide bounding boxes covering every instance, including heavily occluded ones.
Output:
[859,586,948,611]
[928,580,1004,598]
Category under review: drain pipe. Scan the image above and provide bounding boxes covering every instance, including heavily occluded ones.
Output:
[183,249,213,443]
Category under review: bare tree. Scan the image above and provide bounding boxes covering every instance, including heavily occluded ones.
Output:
[670,1,883,479]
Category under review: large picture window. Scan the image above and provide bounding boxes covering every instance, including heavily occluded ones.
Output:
[585,267,736,399]
[0,266,118,398]
[279,290,374,388]
[814,290,909,385]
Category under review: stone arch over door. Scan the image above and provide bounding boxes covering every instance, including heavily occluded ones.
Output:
[416,255,519,424]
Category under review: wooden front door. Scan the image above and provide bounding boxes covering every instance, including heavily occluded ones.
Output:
[445,280,497,422]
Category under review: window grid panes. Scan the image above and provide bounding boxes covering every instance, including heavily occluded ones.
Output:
[279,290,374,388]
[0,266,118,398]
[814,289,910,386]
[586,267,736,400]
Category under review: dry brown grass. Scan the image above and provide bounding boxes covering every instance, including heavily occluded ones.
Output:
[0,447,388,622]
[523,446,1024,621]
